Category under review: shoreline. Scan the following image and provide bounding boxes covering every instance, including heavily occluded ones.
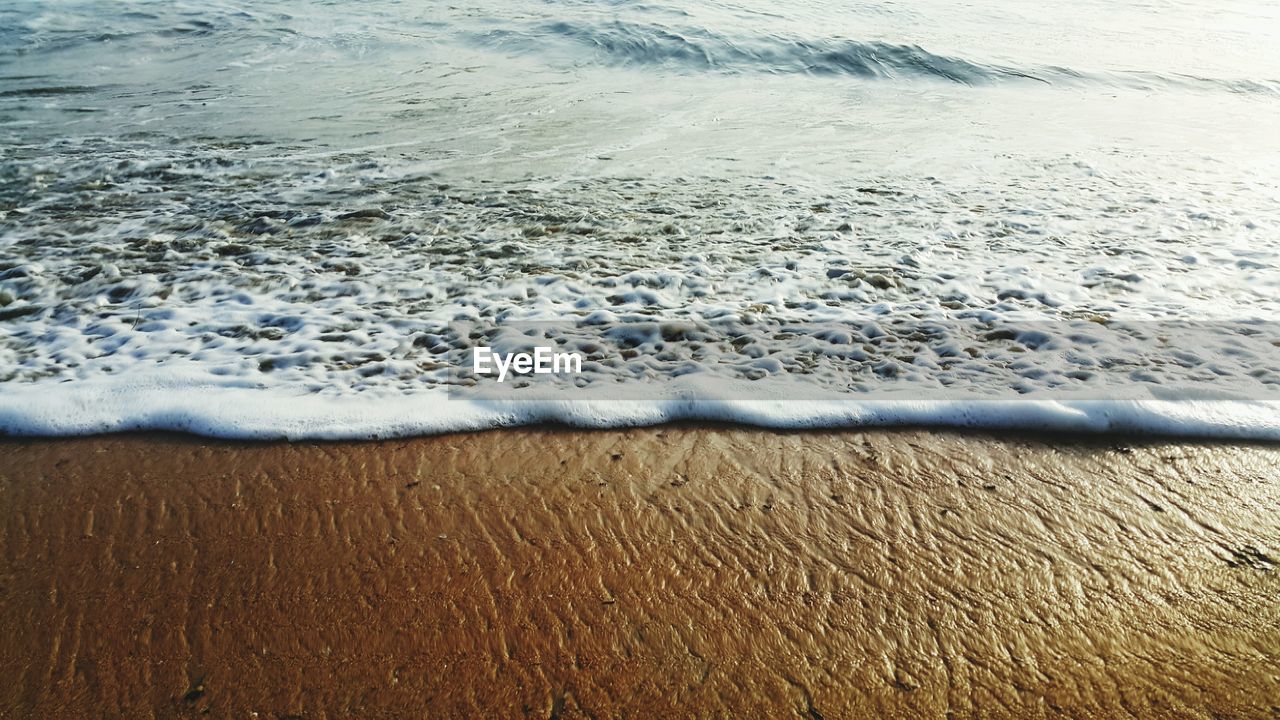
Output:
[2,426,1277,718]
[7,377,1280,442]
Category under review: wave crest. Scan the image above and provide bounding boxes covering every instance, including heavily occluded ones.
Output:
[477,20,1280,94]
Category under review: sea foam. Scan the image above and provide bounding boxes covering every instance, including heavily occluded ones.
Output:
[3,1,1280,441]
[3,370,1280,440]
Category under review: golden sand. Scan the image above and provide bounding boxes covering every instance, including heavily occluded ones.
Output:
[1,427,1277,718]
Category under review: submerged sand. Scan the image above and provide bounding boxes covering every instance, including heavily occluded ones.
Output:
[0,427,1277,718]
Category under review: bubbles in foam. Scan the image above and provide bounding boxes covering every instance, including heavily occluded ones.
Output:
[1,136,1279,438]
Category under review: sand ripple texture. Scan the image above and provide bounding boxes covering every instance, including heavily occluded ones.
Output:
[1,428,1277,718]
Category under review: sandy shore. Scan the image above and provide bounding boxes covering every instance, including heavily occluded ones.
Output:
[0,427,1277,718]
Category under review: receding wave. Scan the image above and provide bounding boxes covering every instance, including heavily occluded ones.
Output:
[477,20,1280,94]
[2,137,1280,439]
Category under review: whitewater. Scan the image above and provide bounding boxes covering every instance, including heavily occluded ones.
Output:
[1,0,1279,439]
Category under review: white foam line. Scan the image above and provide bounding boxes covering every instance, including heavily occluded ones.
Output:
[2,372,1278,441]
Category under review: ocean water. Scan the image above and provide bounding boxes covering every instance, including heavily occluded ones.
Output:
[2,0,1279,439]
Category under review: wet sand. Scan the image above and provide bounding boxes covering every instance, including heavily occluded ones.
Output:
[0,427,1277,718]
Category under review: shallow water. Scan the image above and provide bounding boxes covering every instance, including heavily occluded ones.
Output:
[1,0,1279,438]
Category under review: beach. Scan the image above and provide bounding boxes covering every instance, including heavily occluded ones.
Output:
[3,0,1280,717]
[2,427,1276,718]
